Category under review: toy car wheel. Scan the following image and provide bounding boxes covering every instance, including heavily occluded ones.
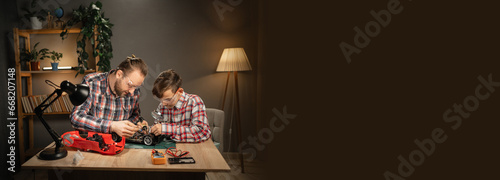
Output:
[143,135,153,146]
[112,132,122,143]
[79,131,88,138]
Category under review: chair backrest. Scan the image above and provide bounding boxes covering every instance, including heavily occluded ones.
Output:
[206,108,224,152]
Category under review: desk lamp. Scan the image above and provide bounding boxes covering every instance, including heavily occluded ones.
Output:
[34,80,89,160]
[216,47,252,173]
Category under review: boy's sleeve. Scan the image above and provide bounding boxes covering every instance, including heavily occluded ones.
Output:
[161,96,212,142]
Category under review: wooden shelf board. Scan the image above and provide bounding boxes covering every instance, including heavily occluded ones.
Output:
[18,28,81,35]
[21,70,96,74]
[20,72,32,77]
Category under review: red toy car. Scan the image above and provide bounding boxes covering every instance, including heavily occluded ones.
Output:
[62,131,125,155]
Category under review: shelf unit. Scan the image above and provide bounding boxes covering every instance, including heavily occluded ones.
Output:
[13,28,99,162]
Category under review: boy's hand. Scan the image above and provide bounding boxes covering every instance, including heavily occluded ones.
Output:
[151,124,162,136]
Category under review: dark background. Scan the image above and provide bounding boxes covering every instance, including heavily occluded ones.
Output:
[2,0,500,179]
[1,0,22,179]
[261,0,500,179]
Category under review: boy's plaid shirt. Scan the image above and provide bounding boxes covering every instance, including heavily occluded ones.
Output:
[70,70,141,133]
[158,92,211,142]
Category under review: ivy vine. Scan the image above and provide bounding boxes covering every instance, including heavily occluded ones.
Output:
[60,1,113,76]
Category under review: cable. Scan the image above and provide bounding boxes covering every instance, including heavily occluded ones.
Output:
[166,147,189,158]
[45,80,59,89]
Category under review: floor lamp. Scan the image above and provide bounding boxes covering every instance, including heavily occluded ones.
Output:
[216,47,252,173]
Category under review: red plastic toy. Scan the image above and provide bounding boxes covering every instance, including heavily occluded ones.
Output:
[62,131,125,155]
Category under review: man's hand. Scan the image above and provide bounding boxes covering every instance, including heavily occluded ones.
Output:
[110,121,139,138]
[137,120,148,129]
[150,123,162,136]
[137,120,148,127]
[136,120,149,134]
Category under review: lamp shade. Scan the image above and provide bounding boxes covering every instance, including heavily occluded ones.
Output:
[216,48,252,72]
[60,81,89,106]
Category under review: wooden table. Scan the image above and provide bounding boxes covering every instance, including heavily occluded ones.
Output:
[22,140,230,179]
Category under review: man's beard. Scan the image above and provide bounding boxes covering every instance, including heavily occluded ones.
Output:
[115,77,128,97]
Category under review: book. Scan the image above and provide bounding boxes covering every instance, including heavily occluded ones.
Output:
[21,96,29,113]
[21,94,75,114]
[59,96,67,112]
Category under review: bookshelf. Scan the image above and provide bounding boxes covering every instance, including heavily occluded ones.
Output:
[20,94,75,115]
[13,28,99,162]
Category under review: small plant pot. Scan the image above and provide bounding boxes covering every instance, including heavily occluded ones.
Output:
[30,17,42,30]
[30,61,41,71]
[51,62,59,71]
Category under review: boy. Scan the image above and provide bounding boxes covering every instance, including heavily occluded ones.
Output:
[150,69,211,142]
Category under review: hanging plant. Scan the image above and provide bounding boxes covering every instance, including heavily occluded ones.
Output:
[60,1,113,76]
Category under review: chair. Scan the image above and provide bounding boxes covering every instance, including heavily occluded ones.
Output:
[206,108,224,152]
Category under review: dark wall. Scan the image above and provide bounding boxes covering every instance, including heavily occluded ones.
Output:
[1,0,20,178]
[15,0,259,153]
[261,0,500,179]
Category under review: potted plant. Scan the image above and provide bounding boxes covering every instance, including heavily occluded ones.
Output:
[48,51,63,71]
[60,1,113,76]
[21,0,48,29]
[20,42,49,71]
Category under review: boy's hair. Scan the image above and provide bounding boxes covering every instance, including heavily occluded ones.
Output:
[152,69,182,98]
[117,54,148,77]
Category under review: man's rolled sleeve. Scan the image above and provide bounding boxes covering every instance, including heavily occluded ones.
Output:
[70,93,113,133]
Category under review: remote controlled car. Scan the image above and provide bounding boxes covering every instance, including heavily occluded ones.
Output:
[61,131,125,155]
[126,125,155,145]
[126,117,168,146]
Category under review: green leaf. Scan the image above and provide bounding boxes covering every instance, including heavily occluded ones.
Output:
[60,30,68,39]
[77,41,83,49]
[82,51,89,60]
[96,1,103,8]
[33,42,40,49]
[85,30,93,38]
[30,0,36,8]
[66,1,114,74]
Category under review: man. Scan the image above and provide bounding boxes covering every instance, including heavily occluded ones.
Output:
[70,55,148,138]
[150,69,211,142]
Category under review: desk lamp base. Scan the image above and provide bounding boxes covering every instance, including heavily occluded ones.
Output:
[38,147,68,160]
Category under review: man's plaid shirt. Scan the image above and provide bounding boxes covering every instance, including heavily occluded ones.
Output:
[158,92,211,142]
[70,70,141,133]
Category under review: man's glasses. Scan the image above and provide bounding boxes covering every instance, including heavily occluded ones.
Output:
[125,76,142,89]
